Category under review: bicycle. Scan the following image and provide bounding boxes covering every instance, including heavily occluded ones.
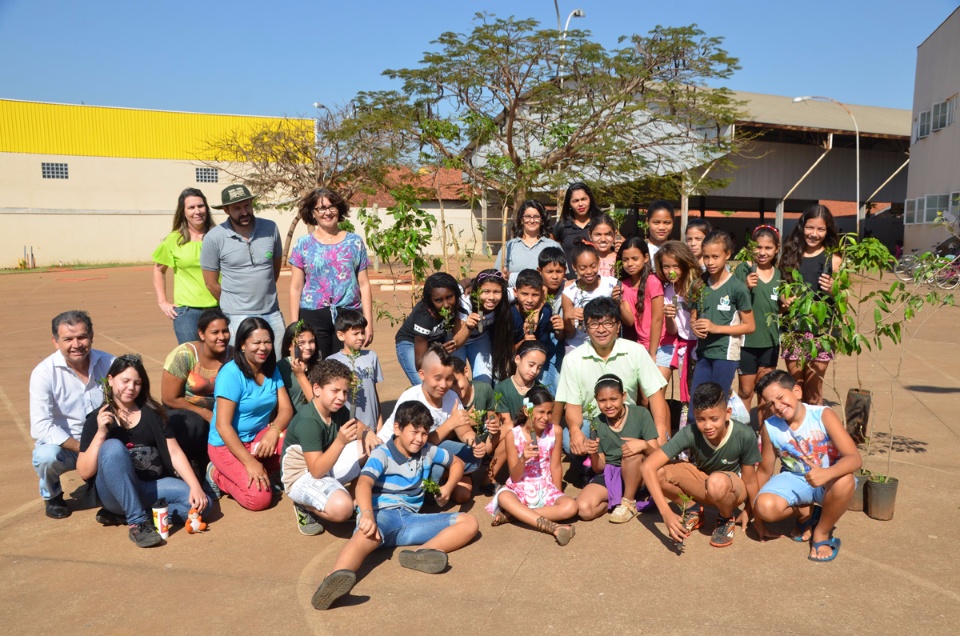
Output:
[935,253,960,290]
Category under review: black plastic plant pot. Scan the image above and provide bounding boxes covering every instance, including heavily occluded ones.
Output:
[844,388,871,445]
[865,477,898,521]
[848,470,871,512]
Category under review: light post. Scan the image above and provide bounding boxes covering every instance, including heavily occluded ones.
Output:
[553,2,585,86]
[793,95,861,235]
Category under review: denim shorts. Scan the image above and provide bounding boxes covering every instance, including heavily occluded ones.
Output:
[655,344,676,368]
[368,507,460,547]
[757,471,851,507]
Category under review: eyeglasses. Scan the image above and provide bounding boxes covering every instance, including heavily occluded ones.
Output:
[314,206,339,215]
[585,318,619,331]
[522,215,541,221]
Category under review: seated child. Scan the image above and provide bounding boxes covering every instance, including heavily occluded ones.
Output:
[276,321,319,413]
[378,343,479,503]
[577,374,660,523]
[494,341,548,430]
[327,308,384,433]
[754,370,861,562]
[311,401,480,610]
[452,357,502,491]
[484,386,578,545]
[281,359,365,536]
[511,269,563,395]
[641,382,761,548]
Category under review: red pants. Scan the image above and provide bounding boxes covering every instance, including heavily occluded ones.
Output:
[207,427,282,511]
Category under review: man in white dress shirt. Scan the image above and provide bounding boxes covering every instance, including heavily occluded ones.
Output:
[30,310,114,519]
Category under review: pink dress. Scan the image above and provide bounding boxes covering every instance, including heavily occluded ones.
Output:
[485,423,565,514]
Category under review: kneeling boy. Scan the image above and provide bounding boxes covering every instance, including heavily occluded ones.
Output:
[642,382,761,548]
[282,359,365,536]
[754,370,861,562]
[311,402,479,610]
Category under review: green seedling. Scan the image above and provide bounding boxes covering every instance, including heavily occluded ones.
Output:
[99,377,111,406]
[677,492,696,553]
[421,478,442,495]
[471,410,489,444]
[438,306,454,334]
[470,287,485,334]
[346,348,362,421]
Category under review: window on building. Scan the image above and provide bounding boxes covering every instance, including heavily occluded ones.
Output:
[41,162,69,179]
[918,110,932,138]
[925,193,949,224]
[196,167,218,183]
[948,95,957,127]
[950,191,960,221]
[933,102,946,131]
[904,198,917,225]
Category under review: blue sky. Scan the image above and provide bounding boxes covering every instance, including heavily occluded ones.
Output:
[1,0,956,117]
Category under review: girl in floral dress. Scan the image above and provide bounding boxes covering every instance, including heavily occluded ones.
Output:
[484,386,578,545]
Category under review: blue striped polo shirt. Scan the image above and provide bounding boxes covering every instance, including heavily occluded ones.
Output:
[361,439,452,512]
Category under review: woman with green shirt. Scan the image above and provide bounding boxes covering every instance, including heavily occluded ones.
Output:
[735,226,782,409]
[152,188,219,344]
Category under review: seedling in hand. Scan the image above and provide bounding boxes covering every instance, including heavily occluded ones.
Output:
[471,410,489,444]
[470,287,485,334]
[421,478,442,495]
[438,306,455,334]
[677,492,696,553]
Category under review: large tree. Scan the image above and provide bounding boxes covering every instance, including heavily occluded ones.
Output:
[200,97,412,263]
[376,14,745,239]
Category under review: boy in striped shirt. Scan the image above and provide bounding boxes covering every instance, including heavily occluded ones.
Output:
[310,401,479,610]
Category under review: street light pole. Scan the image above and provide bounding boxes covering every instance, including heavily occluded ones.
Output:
[556,7,585,88]
[793,95,861,236]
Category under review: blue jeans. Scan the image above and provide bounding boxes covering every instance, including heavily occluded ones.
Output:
[172,306,210,345]
[430,439,481,483]
[455,332,493,385]
[371,507,460,547]
[396,340,421,386]
[689,358,740,423]
[225,310,285,362]
[32,441,78,499]
[94,439,195,526]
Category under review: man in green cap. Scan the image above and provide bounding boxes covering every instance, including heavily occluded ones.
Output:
[200,185,285,358]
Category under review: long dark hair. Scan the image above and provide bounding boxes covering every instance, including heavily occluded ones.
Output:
[513,385,554,430]
[104,354,167,423]
[618,236,653,319]
[780,204,839,275]
[172,188,214,246]
[421,272,461,319]
[513,199,550,239]
[560,182,602,222]
[281,321,319,368]
[233,317,277,379]
[473,269,514,382]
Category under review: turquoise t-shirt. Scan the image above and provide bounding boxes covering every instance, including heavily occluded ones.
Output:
[209,360,283,446]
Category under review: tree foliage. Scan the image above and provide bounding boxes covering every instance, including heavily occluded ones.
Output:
[373,13,745,224]
[199,99,411,263]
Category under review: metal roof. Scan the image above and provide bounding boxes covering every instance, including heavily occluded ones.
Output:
[731,90,911,139]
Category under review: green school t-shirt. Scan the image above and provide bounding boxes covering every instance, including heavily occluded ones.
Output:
[734,263,781,349]
[695,274,752,361]
[659,420,761,475]
[281,402,350,491]
[464,381,496,414]
[592,404,658,467]
[494,378,543,418]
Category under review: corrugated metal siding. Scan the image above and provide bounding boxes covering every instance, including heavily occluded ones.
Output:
[0,100,310,160]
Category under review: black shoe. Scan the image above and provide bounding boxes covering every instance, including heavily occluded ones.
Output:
[45,494,71,519]
[398,549,448,573]
[128,521,164,548]
[311,569,356,610]
[95,508,126,526]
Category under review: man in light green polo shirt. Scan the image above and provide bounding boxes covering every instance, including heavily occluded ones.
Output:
[555,297,669,458]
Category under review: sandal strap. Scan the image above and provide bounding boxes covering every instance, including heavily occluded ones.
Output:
[536,516,558,535]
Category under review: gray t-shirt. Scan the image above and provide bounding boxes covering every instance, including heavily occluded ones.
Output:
[200,218,282,314]
[328,350,384,430]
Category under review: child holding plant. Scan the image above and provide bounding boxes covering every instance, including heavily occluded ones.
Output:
[451,356,501,492]
[328,309,383,433]
[577,374,660,523]
[687,230,755,424]
[684,218,712,270]
[484,386,578,545]
[310,401,478,610]
[754,370,860,562]
[395,272,469,385]
[561,243,620,353]
[458,269,514,385]
[641,382,762,549]
[281,359,363,536]
[645,200,676,271]
[735,226,782,409]
[277,321,319,413]
[617,236,664,362]
[494,341,549,430]
[510,269,563,394]
[655,241,701,406]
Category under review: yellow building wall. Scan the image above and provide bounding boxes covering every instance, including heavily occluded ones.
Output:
[0,99,311,160]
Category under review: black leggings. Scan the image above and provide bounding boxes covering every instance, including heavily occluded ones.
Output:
[299,306,344,360]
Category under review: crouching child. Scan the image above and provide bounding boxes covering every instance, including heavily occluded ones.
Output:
[311,401,479,610]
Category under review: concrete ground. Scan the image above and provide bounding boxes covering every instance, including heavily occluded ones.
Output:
[1,266,959,635]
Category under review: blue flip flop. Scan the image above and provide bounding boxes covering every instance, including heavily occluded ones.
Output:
[808,537,841,562]
[792,506,822,542]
